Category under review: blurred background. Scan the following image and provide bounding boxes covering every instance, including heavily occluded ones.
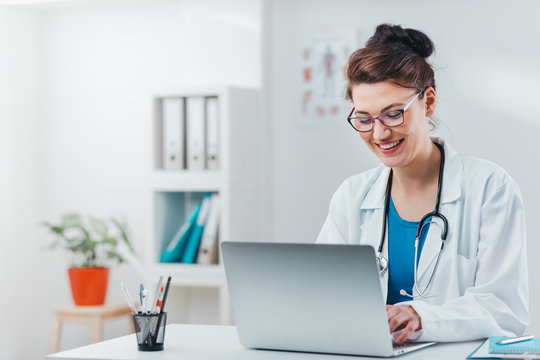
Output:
[0,0,538,358]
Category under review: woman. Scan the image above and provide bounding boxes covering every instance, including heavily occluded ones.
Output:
[316,24,529,345]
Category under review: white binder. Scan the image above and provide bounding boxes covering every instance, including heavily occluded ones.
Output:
[162,98,184,170]
[186,97,206,170]
[205,97,219,170]
[197,193,220,264]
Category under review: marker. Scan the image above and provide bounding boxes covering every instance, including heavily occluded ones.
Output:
[154,286,164,313]
[497,335,534,345]
[150,275,163,314]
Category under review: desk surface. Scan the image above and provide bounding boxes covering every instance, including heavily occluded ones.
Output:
[46,324,481,360]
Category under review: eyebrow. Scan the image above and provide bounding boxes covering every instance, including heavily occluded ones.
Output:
[355,102,404,116]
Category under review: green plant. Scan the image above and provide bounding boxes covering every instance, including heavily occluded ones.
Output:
[42,213,135,268]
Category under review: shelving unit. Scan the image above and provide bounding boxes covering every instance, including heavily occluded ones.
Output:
[146,87,261,325]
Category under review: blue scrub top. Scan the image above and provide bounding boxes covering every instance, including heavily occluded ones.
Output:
[386,197,430,305]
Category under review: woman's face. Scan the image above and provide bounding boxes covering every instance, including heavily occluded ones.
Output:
[350,82,436,170]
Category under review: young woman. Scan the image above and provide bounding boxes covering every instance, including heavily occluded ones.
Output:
[317,24,529,345]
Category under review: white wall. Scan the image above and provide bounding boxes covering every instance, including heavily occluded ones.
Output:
[0,7,42,360]
[266,0,540,332]
[0,0,261,358]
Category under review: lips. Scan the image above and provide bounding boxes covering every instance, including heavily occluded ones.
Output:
[375,139,404,154]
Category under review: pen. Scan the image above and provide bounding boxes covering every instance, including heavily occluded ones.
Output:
[160,276,172,314]
[153,276,172,343]
[141,289,148,313]
[497,335,534,345]
[120,282,137,313]
[139,283,144,306]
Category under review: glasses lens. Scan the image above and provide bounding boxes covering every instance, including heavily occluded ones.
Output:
[379,111,404,127]
[351,117,373,132]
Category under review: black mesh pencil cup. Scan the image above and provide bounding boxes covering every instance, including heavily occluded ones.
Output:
[133,312,167,351]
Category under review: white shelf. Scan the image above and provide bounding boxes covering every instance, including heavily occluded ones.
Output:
[147,264,226,288]
[151,171,225,192]
[149,86,260,325]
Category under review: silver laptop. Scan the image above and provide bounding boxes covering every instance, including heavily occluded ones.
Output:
[221,242,436,357]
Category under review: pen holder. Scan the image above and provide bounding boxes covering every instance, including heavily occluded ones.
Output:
[132,312,167,351]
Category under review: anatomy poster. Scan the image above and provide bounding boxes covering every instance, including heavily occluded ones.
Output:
[296,29,361,125]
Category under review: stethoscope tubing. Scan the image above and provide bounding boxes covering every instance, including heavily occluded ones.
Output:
[376,142,448,298]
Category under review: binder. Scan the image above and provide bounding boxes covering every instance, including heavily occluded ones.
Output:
[197,193,220,264]
[181,193,212,263]
[162,98,185,170]
[186,97,206,170]
[159,203,201,263]
[205,97,219,170]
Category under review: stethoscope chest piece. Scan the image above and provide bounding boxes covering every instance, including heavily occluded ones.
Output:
[377,252,388,276]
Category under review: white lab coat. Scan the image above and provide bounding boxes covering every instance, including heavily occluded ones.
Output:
[316,138,529,342]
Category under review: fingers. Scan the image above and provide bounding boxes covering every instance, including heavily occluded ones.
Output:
[395,321,417,345]
[385,305,401,320]
[386,305,422,345]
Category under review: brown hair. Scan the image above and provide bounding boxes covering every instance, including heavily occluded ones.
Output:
[345,24,436,100]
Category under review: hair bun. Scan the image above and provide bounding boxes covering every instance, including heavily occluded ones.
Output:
[367,24,434,58]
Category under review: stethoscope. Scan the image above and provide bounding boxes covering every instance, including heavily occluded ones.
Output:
[376,142,448,298]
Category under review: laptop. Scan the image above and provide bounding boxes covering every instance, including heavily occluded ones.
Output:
[221,242,436,357]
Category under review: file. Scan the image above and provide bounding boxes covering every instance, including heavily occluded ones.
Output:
[159,203,201,263]
[197,193,220,264]
[186,97,206,170]
[205,97,219,170]
[182,193,212,263]
[162,98,185,170]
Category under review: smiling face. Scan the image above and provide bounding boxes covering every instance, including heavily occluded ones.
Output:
[351,82,436,170]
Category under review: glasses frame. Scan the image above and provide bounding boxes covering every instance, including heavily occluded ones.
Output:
[347,88,425,132]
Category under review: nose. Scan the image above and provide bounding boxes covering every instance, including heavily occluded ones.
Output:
[372,119,390,140]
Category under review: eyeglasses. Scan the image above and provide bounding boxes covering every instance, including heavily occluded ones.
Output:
[347,89,425,132]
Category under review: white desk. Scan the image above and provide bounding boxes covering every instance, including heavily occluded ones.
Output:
[46,324,481,360]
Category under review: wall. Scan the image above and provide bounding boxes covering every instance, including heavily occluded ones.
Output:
[0,7,42,360]
[266,0,540,332]
[0,0,261,358]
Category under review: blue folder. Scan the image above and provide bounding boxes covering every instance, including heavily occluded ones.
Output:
[159,204,201,263]
[182,193,212,264]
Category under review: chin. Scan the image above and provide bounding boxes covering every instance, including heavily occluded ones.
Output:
[374,153,407,169]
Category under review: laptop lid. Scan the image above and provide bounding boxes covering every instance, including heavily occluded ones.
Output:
[221,242,396,357]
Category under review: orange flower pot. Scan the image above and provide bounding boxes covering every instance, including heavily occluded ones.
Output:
[68,267,109,306]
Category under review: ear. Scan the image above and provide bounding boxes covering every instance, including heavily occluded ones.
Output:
[423,87,436,118]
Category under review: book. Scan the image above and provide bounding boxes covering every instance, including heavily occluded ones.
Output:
[197,193,220,264]
[181,194,212,264]
[159,203,201,263]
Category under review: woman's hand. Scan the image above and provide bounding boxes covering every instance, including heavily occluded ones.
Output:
[386,305,422,344]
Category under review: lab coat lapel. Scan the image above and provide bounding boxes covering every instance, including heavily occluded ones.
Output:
[359,166,391,299]
[416,138,462,287]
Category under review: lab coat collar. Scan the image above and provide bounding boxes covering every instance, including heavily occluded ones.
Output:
[360,137,462,210]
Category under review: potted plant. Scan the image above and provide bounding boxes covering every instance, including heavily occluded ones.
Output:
[43,213,135,306]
